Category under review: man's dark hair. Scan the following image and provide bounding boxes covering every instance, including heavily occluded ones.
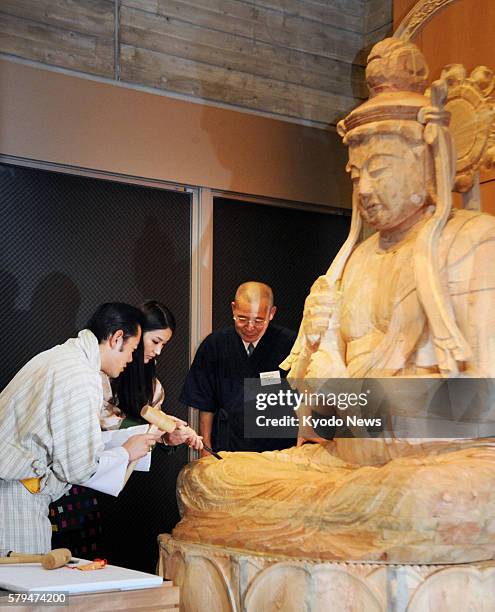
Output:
[86,302,144,343]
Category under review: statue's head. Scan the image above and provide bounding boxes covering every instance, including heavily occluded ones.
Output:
[338,38,447,231]
[332,39,469,375]
[346,130,432,231]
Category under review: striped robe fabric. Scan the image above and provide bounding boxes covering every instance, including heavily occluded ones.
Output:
[0,329,106,554]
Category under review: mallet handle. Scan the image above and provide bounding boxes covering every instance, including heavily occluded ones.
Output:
[0,555,43,564]
[1,548,72,569]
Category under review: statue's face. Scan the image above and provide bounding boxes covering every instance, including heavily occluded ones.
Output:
[348,135,427,231]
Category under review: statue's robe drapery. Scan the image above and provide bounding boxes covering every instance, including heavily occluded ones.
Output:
[174,210,495,564]
[341,209,495,379]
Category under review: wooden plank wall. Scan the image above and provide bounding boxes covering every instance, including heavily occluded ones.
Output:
[0,0,115,77]
[0,0,393,127]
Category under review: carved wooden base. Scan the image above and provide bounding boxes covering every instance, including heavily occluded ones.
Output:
[159,534,495,612]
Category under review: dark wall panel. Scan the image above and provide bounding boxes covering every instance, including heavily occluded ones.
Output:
[213,197,351,334]
[0,163,190,410]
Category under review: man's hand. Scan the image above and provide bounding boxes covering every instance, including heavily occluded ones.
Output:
[123,432,163,461]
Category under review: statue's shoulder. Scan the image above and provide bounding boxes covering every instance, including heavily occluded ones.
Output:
[450,208,495,227]
[442,209,495,264]
[444,208,495,242]
[348,231,379,261]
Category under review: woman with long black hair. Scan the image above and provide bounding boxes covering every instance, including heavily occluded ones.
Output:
[97,300,203,571]
[101,300,201,451]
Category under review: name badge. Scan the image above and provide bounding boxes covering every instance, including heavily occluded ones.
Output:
[259,370,281,386]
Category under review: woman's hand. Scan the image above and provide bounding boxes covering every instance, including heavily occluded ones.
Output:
[122,432,163,461]
[165,414,188,428]
[163,425,204,450]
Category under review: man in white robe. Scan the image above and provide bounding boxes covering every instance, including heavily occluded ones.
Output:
[0,303,164,555]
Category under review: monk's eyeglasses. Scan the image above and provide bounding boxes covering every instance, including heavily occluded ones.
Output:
[233,315,267,327]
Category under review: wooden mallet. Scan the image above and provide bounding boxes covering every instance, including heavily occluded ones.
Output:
[141,405,222,460]
[122,406,177,485]
[0,548,72,569]
[140,405,178,435]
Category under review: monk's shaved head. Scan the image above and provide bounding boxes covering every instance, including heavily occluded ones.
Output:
[234,282,273,308]
[231,282,276,343]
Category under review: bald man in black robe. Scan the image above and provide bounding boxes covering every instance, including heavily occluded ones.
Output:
[180,282,296,453]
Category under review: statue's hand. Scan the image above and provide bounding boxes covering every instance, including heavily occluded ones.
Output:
[303,276,341,346]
